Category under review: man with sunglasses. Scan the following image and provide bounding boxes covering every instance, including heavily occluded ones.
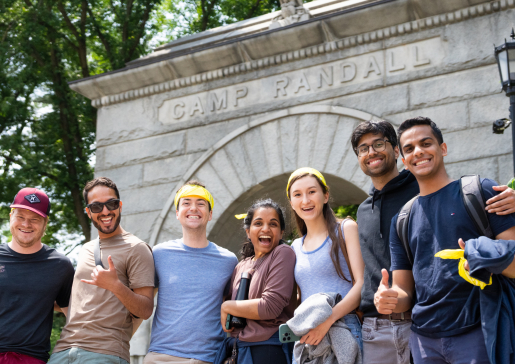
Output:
[50,177,154,364]
[350,120,515,364]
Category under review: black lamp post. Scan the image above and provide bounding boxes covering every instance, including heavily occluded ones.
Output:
[494,28,515,175]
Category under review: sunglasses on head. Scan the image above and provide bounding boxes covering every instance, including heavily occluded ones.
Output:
[86,199,120,213]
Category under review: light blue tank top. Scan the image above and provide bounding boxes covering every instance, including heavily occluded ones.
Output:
[292,221,353,303]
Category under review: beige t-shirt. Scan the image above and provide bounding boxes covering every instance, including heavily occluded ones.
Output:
[53,232,154,362]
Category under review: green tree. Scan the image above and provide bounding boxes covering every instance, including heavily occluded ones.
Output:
[0,0,161,246]
[156,0,313,40]
[334,204,358,221]
[1,0,315,248]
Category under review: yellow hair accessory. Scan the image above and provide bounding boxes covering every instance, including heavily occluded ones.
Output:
[174,185,214,210]
[286,167,328,198]
[434,249,492,290]
[235,214,247,220]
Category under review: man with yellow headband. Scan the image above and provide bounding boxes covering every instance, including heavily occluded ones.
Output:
[145,180,238,364]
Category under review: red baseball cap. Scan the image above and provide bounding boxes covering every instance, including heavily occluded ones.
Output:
[10,188,51,218]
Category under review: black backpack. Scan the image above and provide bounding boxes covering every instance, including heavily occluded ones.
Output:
[396,175,494,266]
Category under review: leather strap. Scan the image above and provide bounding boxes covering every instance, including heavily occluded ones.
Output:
[93,238,105,268]
[377,312,412,321]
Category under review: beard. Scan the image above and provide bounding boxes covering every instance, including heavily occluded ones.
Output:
[92,213,122,235]
[363,157,397,178]
[10,225,45,249]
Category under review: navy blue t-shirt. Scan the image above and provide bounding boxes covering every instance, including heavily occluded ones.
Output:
[0,243,74,362]
[390,179,515,338]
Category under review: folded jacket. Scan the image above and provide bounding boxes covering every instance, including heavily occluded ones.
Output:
[464,236,515,364]
[287,292,362,364]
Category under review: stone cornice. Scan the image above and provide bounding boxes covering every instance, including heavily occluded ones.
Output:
[74,0,513,108]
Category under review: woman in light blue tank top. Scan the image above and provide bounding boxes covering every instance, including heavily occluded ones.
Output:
[286,167,365,352]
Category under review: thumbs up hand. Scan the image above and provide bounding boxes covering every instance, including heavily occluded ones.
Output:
[81,255,121,292]
[374,269,399,314]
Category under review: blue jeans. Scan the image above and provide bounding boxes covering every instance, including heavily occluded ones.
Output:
[409,326,489,364]
[343,313,363,354]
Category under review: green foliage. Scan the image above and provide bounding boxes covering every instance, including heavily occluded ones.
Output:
[50,312,66,353]
[334,204,359,221]
[508,177,515,190]
[0,0,162,245]
[0,0,316,248]
[155,0,314,41]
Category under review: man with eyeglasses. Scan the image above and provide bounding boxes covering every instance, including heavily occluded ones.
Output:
[350,120,515,364]
[49,177,155,364]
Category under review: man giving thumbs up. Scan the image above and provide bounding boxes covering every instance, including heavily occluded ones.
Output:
[374,269,414,315]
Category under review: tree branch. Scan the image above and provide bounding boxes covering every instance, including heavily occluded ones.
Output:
[23,0,79,52]
[56,0,81,41]
[201,0,219,31]
[247,0,263,19]
[1,153,59,182]
[86,4,116,69]
[125,0,155,62]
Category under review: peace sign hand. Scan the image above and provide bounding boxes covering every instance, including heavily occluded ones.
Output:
[81,255,121,292]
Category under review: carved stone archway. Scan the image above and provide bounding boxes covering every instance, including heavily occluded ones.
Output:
[149,105,380,248]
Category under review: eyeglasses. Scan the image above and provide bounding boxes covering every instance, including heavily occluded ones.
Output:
[356,139,390,157]
[86,199,120,213]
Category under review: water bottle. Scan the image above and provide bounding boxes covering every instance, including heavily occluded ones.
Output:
[226,271,251,329]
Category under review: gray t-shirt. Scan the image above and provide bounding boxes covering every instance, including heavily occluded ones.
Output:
[292,222,352,303]
[149,239,238,362]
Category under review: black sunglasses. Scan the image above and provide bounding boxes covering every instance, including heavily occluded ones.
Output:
[86,199,120,213]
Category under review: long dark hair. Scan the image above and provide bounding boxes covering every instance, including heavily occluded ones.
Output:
[287,173,350,282]
[239,198,286,260]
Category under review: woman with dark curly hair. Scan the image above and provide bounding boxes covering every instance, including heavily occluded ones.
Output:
[217,199,297,364]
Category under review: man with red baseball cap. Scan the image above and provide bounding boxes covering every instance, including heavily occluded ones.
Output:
[0,187,75,363]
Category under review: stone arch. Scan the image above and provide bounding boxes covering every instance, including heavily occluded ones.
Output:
[149,105,380,248]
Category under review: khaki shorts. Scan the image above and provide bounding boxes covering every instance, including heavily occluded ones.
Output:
[143,352,211,364]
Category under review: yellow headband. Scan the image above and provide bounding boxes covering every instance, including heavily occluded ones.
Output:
[286,167,328,198]
[174,185,214,210]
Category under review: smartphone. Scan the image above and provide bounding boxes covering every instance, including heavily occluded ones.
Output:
[279,324,302,343]
[225,314,232,330]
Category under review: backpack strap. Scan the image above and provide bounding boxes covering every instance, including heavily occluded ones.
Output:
[460,175,494,239]
[396,195,419,266]
[93,238,105,268]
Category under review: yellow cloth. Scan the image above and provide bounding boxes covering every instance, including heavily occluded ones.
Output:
[434,249,492,290]
[235,214,247,219]
[174,185,214,210]
[286,167,328,198]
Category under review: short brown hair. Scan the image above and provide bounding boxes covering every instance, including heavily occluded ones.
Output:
[176,180,211,211]
[83,177,120,205]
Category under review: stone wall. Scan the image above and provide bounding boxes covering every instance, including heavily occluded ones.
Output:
[68,0,515,360]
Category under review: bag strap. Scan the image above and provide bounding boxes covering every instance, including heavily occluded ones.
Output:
[396,194,419,266]
[460,175,494,239]
[337,218,355,285]
[93,238,105,268]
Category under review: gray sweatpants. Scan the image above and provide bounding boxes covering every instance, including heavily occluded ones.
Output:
[362,317,411,364]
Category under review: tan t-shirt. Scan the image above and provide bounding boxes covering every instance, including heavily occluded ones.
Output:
[53,232,154,362]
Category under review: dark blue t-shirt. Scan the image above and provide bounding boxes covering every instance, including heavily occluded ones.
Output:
[0,244,75,362]
[390,179,515,338]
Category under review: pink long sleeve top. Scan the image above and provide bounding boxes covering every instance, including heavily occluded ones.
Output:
[229,243,297,342]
